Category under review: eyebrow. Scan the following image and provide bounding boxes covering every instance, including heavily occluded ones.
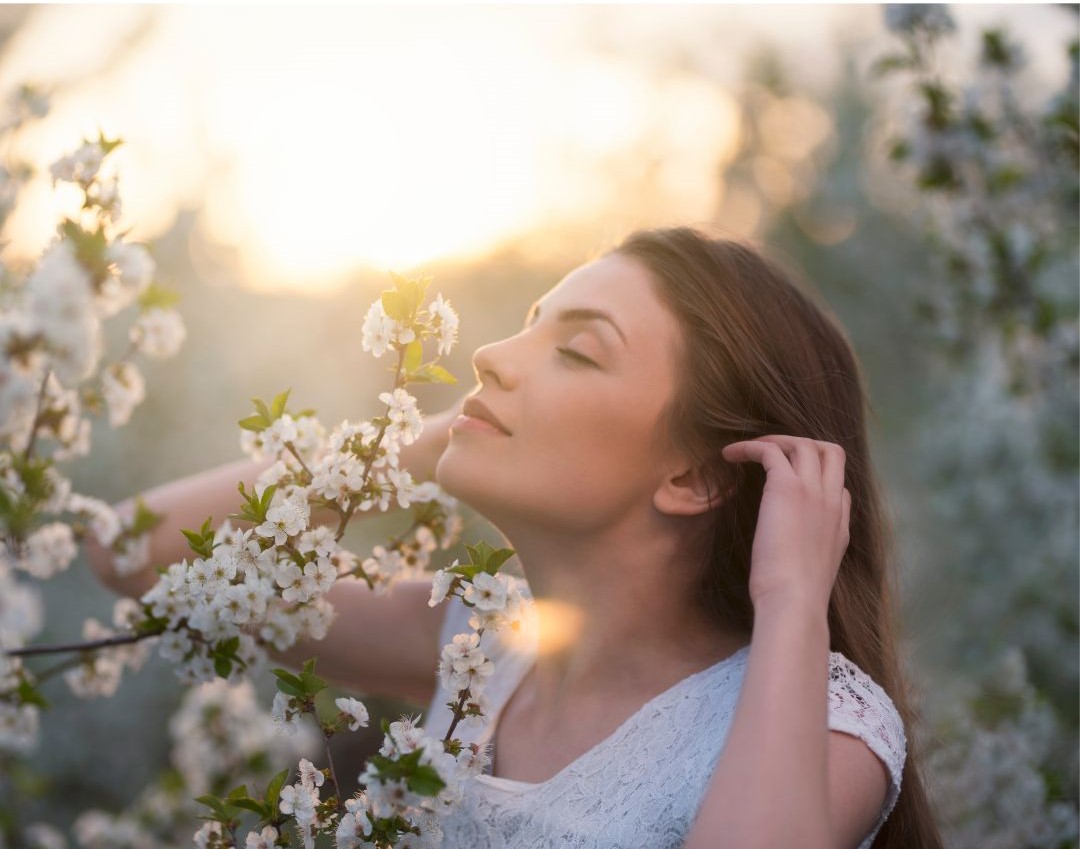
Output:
[525,303,629,348]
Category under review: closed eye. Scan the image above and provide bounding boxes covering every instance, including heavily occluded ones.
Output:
[556,347,598,367]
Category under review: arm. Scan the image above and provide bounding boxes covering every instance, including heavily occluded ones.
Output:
[684,598,886,849]
[684,435,886,848]
[85,398,465,598]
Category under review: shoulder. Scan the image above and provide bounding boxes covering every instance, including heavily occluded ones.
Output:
[825,651,907,782]
[825,651,907,841]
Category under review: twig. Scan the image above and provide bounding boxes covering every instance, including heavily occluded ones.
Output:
[318,722,343,811]
[442,626,486,744]
[4,629,158,658]
[30,653,86,684]
[333,356,406,541]
[22,369,51,462]
[284,441,314,482]
[442,688,472,744]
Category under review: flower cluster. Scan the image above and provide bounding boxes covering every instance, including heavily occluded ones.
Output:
[875,5,1078,399]
[63,601,151,698]
[70,678,319,848]
[924,648,1079,849]
[0,115,184,758]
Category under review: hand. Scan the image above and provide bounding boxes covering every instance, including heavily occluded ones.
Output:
[721,435,850,614]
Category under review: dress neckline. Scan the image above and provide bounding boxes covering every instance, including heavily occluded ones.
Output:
[475,640,752,792]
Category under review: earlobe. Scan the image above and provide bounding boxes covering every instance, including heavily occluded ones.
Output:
[653,467,734,517]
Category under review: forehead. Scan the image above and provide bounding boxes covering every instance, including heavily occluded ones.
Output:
[537,253,677,340]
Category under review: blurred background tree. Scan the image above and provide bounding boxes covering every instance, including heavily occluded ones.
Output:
[0,5,1074,846]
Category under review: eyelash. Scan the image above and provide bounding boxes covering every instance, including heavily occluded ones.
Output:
[556,347,597,367]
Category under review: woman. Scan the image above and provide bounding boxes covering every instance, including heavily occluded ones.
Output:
[91,226,943,847]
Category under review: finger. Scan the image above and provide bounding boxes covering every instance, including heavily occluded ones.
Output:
[820,442,846,497]
[754,435,821,485]
[721,439,797,482]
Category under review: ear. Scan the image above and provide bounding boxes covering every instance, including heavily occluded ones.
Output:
[653,464,733,517]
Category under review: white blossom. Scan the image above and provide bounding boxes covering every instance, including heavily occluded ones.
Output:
[244,826,277,849]
[428,293,459,356]
[14,522,77,579]
[335,696,370,731]
[105,240,155,296]
[378,388,423,446]
[438,631,493,694]
[360,300,397,358]
[25,241,102,386]
[428,567,456,607]
[23,823,66,849]
[462,571,508,613]
[129,307,185,358]
[66,493,121,546]
[49,141,104,185]
[101,361,146,427]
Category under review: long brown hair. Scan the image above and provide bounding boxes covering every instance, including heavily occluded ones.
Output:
[608,226,943,848]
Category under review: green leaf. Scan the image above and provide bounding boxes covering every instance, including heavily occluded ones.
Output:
[466,540,495,567]
[238,415,267,432]
[231,797,268,815]
[225,784,249,800]
[259,484,277,512]
[137,282,181,311]
[97,130,123,155]
[194,794,230,818]
[483,547,516,574]
[264,768,289,807]
[17,679,48,709]
[129,497,165,536]
[406,764,447,796]
[299,671,327,697]
[411,364,457,385]
[381,290,408,322]
[252,397,271,421]
[271,668,306,698]
[270,389,291,420]
[403,340,423,373]
[213,655,232,679]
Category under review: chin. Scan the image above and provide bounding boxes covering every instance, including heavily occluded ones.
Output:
[434,445,489,508]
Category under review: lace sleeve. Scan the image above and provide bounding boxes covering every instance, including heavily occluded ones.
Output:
[826,652,907,840]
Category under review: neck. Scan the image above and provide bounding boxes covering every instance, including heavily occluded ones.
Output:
[497,506,747,718]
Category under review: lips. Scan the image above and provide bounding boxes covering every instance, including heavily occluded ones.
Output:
[462,397,512,435]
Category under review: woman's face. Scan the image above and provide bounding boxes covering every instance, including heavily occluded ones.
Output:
[435,252,687,535]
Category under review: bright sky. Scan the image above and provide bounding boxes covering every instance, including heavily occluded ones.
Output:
[0,4,1069,295]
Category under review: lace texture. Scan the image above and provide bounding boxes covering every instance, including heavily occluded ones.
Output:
[422,585,906,849]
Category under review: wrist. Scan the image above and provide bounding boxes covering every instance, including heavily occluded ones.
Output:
[751,589,830,630]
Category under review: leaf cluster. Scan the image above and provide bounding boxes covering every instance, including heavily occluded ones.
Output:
[238,389,316,434]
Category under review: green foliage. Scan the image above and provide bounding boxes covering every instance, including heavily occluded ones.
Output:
[381,271,431,323]
[271,658,325,702]
[58,219,109,283]
[127,496,165,538]
[181,516,217,559]
[231,481,277,525]
[368,748,446,798]
[137,281,182,311]
[210,636,244,679]
[239,389,316,433]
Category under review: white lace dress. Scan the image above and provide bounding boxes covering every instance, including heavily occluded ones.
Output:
[421,581,906,849]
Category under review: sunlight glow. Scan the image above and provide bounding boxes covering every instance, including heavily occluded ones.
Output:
[502,598,585,658]
[0,6,742,294]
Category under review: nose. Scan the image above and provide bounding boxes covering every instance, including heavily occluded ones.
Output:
[472,335,519,391]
